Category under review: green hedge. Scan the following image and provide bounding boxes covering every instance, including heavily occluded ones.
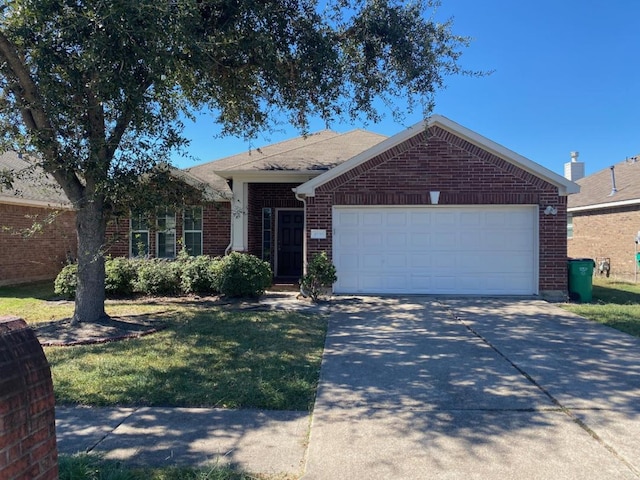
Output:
[54,253,273,299]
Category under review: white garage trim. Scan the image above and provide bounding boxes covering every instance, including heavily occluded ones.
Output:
[332,205,539,295]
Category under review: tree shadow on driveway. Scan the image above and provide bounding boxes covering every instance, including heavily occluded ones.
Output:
[303,296,640,479]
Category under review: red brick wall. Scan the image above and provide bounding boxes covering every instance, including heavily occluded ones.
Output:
[568,206,640,280]
[0,317,58,480]
[0,203,77,286]
[105,203,231,258]
[306,126,568,293]
[247,183,303,262]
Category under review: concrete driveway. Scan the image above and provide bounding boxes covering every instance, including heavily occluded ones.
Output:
[303,297,640,479]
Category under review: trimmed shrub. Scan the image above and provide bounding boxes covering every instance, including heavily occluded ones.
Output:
[217,252,272,298]
[179,255,217,294]
[105,257,137,296]
[54,263,78,299]
[134,259,181,295]
[300,252,337,302]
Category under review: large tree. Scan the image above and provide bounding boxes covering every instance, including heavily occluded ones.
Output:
[0,0,474,323]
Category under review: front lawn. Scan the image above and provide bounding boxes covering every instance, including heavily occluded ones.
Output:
[59,453,295,480]
[1,282,327,411]
[561,277,640,338]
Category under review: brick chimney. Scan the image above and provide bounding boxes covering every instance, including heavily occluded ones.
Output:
[564,151,585,181]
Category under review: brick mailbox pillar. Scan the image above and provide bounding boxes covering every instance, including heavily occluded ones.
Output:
[0,316,58,480]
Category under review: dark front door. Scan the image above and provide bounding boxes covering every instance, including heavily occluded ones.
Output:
[277,210,304,278]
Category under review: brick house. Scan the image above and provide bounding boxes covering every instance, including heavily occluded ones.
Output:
[0,152,77,286]
[567,155,640,280]
[143,114,575,297]
[105,167,233,259]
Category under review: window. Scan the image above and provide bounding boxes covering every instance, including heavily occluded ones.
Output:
[567,213,573,239]
[262,207,272,263]
[183,207,203,256]
[130,214,149,257]
[156,209,176,258]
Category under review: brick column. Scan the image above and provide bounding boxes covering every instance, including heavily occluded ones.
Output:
[0,317,58,480]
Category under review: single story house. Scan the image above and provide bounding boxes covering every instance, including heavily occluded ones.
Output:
[113,114,578,297]
[567,156,640,280]
[0,152,77,286]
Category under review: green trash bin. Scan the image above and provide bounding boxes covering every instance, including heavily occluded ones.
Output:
[567,258,595,303]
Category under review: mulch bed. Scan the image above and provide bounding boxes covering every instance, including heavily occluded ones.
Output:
[33,315,167,347]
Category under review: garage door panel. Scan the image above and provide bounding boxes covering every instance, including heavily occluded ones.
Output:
[432,233,457,248]
[362,212,384,226]
[362,232,383,248]
[333,206,537,295]
[386,254,407,268]
[387,212,408,226]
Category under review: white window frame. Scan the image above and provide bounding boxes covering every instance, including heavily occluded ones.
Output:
[567,213,573,239]
[156,209,177,258]
[130,214,150,258]
[183,206,203,256]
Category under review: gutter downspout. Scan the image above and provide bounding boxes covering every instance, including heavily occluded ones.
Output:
[294,190,307,276]
[295,189,309,298]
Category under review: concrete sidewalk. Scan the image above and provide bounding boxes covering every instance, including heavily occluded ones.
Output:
[56,406,310,476]
[303,297,640,479]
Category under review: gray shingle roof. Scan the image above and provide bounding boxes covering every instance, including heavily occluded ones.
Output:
[187,129,387,179]
[0,151,71,207]
[568,158,640,209]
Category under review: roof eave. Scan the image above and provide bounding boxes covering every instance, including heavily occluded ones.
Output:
[0,195,74,210]
[213,169,326,181]
[568,198,640,212]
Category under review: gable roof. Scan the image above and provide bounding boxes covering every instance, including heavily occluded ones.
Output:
[0,151,72,208]
[187,129,387,179]
[568,158,640,212]
[296,114,580,197]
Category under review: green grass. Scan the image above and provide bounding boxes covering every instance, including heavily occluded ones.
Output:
[1,282,326,411]
[47,305,326,410]
[0,281,171,323]
[561,277,640,338]
[59,453,295,480]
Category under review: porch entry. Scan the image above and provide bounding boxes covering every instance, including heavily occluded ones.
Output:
[277,209,304,278]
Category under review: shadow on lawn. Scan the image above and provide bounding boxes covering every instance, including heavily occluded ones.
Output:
[592,283,640,305]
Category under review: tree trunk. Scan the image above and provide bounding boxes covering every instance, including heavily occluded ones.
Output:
[72,197,108,324]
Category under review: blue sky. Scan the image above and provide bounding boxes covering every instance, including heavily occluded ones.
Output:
[173,0,640,179]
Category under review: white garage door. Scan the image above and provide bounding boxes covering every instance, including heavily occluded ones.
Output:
[333,206,538,295]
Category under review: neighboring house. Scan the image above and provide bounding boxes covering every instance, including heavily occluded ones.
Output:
[116,114,574,297]
[0,152,77,286]
[567,155,640,280]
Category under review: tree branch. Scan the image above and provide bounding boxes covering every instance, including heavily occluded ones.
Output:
[0,29,84,202]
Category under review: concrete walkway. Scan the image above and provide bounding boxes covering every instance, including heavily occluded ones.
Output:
[56,297,640,478]
[56,406,309,475]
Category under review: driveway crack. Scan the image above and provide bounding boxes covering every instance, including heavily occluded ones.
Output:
[440,301,640,478]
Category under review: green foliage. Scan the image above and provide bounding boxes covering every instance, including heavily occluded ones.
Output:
[0,0,476,322]
[54,264,78,299]
[301,252,337,302]
[53,254,274,299]
[217,252,272,298]
[179,254,220,295]
[105,257,138,296]
[134,259,181,296]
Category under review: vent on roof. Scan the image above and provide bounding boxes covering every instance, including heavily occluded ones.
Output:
[609,166,618,196]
